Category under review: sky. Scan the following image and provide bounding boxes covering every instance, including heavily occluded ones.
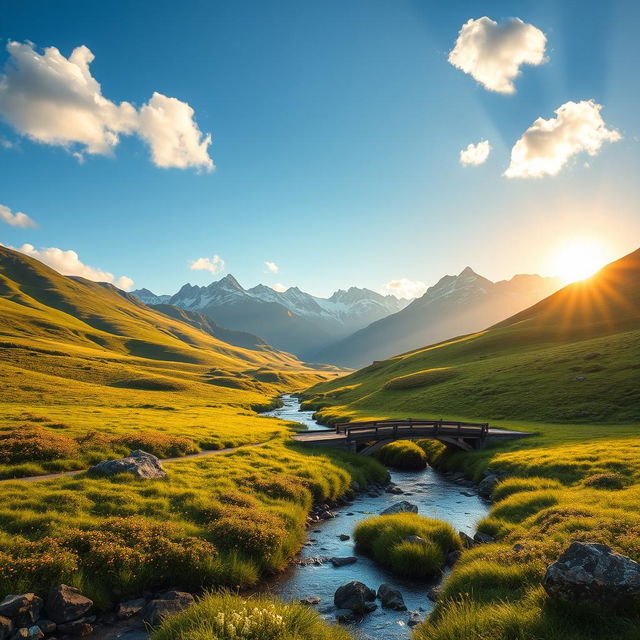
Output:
[1,0,639,298]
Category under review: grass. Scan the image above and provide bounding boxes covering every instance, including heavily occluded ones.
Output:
[353,513,461,578]
[375,440,428,470]
[150,591,354,640]
[300,252,640,639]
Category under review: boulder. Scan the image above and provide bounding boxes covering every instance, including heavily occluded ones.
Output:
[25,626,44,640]
[35,620,55,635]
[299,597,321,606]
[90,450,166,479]
[338,534,350,541]
[117,598,147,620]
[458,531,475,549]
[333,582,376,613]
[407,611,423,627]
[56,618,93,637]
[477,474,499,499]
[427,586,441,602]
[377,584,406,611]
[0,617,12,640]
[45,586,92,624]
[543,542,640,609]
[330,557,358,567]
[380,501,418,516]
[0,595,42,627]
[144,591,195,626]
[473,531,495,544]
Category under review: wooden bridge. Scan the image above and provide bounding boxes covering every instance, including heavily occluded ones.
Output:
[292,418,530,453]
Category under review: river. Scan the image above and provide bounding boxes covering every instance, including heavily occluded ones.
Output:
[262,395,490,639]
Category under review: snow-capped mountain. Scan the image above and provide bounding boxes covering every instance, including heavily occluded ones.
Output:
[313,267,562,367]
[130,275,407,358]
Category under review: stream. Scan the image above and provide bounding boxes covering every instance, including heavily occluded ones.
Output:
[262,395,490,639]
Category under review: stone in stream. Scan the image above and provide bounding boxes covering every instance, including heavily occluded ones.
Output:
[377,584,407,611]
[407,611,424,627]
[89,450,166,479]
[117,598,147,620]
[458,531,476,549]
[543,542,640,609]
[299,597,321,606]
[477,473,499,499]
[45,585,92,624]
[334,582,376,613]
[143,591,195,626]
[338,534,350,541]
[380,500,418,516]
[330,556,358,567]
[0,595,43,627]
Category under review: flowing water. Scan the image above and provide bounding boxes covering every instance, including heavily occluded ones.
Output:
[262,395,490,639]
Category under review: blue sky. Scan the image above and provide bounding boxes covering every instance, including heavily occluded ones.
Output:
[1,0,639,297]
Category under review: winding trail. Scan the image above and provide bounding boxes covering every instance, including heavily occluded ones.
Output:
[0,439,275,484]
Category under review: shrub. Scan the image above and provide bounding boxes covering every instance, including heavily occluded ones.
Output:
[383,367,459,390]
[114,431,198,457]
[150,591,354,640]
[416,439,448,465]
[0,425,78,463]
[375,440,427,470]
[491,477,563,503]
[583,473,628,490]
[354,513,460,578]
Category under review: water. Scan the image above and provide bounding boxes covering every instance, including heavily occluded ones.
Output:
[262,393,332,431]
[261,396,490,639]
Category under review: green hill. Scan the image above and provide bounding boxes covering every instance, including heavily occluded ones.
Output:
[304,248,640,425]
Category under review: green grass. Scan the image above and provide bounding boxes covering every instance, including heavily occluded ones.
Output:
[375,440,428,470]
[353,513,461,578]
[150,591,354,640]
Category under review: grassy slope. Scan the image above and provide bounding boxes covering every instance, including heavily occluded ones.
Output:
[0,247,389,608]
[303,249,640,640]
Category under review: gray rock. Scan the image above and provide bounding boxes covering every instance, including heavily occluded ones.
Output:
[144,592,195,626]
[0,617,12,640]
[477,474,499,499]
[333,582,376,613]
[407,611,423,627]
[117,598,147,620]
[90,450,167,479]
[385,484,404,495]
[446,551,461,566]
[543,542,640,609]
[338,534,350,541]
[35,620,55,635]
[459,531,475,549]
[330,557,358,567]
[299,597,321,606]
[25,627,43,640]
[380,501,418,516]
[427,586,441,602]
[55,618,93,637]
[45,586,92,624]
[377,584,406,611]
[474,531,495,544]
[0,595,43,628]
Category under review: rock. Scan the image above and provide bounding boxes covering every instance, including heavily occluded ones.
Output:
[403,535,428,547]
[460,490,476,497]
[427,586,441,602]
[117,598,147,620]
[336,611,357,624]
[295,556,325,566]
[513,543,524,552]
[380,501,418,516]
[477,474,499,499]
[377,584,407,611]
[407,611,423,627]
[474,531,495,544]
[333,582,376,613]
[330,556,358,567]
[445,551,461,567]
[299,597,321,606]
[459,531,475,549]
[25,627,43,640]
[319,511,335,520]
[35,620,55,635]
[0,596,43,628]
[338,534,350,541]
[575,376,586,382]
[90,449,167,478]
[45,586,92,624]
[9,629,29,640]
[56,619,92,637]
[385,484,404,495]
[543,542,640,609]
[144,592,195,626]
[350,481,361,492]
[0,617,12,640]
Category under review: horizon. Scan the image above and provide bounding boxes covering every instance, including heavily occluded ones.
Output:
[2,1,639,298]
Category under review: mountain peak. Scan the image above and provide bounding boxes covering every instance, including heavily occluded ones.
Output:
[216,274,244,290]
[459,266,478,278]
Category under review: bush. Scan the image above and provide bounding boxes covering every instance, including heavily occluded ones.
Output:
[491,477,563,503]
[375,440,427,470]
[0,425,78,463]
[354,513,460,578]
[583,473,628,490]
[383,367,459,390]
[150,592,354,640]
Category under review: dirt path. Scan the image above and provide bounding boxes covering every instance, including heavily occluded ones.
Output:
[0,439,274,484]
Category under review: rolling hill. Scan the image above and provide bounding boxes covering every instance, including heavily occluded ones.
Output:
[313,268,561,367]
[304,248,640,425]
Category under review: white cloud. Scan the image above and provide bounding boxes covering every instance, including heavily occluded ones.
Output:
[0,204,37,227]
[504,100,621,178]
[383,278,427,300]
[272,283,287,292]
[190,254,225,275]
[264,261,279,273]
[12,243,134,290]
[0,41,213,171]
[448,17,547,94]
[460,140,491,166]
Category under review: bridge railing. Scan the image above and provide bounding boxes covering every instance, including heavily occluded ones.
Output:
[334,419,489,441]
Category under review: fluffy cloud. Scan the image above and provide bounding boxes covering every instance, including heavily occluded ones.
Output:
[504,100,621,178]
[0,41,213,170]
[460,140,491,166]
[0,204,37,227]
[264,261,279,273]
[383,278,426,300]
[272,283,287,292]
[12,243,134,290]
[190,254,225,275]
[448,17,546,93]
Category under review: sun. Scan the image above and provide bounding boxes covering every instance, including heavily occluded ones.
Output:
[551,239,609,284]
